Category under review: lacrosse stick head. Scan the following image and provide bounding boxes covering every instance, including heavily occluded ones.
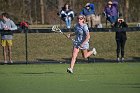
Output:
[51,25,63,34]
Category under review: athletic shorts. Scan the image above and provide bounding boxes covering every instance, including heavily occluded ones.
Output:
[73,42,89,50]
[1,40,13,47]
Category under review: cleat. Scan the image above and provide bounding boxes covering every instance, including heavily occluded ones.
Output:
[4,61,7,64]
[10,60,13,63]
[121,58,124,62]
[117,58,120,62]
[67,68,73,74]
[92,48,97,56]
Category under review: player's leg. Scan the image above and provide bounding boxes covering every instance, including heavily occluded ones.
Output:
[1,40,7,63]
[7,40,13,63]
[65,17,71,29]
[68,17,72,28]
[111,16,118,27]
[3,46,7,63]
[70,47,79,69]
[67,47,79,73]
[81,48,96,59]
[81,42,96,58]
[8,46,12,63]
[116,40,121,62]
[120,39,126,62]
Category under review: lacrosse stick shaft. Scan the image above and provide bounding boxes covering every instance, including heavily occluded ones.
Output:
[52,25,74,41]
[62,33,74,41]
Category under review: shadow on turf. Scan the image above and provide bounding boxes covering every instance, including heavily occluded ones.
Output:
[0,57,140,65]
[63,57,140,63]
[37,57,140,64]
[20,71,65,75]
[105,83,140,88]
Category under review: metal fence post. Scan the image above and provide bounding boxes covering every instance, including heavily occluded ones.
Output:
[25,27,28,64]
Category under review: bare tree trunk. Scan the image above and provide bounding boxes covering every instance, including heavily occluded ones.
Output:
[58,0,64,11]
[57,0,64,26]
[22,0,25,21]
[71,0,75,10]
[40,0,45,24]
[124,0,129,22]
[29,0,33,24]
[34,0,38,24]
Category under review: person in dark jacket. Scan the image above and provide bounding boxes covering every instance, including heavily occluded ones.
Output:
[59,3,74,29]
[114,18,128,62]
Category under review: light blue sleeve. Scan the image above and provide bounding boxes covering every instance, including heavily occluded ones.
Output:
[83,24,89,34]
[0,21,4,30]
[10,20,17,30]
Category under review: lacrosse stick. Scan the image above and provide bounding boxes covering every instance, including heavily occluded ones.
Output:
[51,25,74,41]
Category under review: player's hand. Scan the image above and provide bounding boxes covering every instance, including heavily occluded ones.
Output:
[108,15,110,17]
[67,34,71,38]
[4,26,9,30]
[4,28,9,30]
[79,44,84,49]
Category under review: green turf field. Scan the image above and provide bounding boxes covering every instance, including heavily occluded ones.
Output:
[0,32,139,62]
[0,30,139,93]
[0,63,140,93]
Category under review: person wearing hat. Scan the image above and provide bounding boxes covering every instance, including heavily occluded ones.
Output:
[114,18,128,62]
[104,1,119,27]
[66,15,97,73]
[80,3,95,28]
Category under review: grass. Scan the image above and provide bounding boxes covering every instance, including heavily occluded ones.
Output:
[0,31,139,93]
[0,63,140,93]
[0,31,140,62]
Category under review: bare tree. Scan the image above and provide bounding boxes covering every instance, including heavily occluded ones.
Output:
[0,0,139,24]
[58,0,64,11]
[124,0,129,22]
[40,0,45,24]
[34,0,38,24]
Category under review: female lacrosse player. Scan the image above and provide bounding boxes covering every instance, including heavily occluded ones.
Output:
[0,12,17,63]
[67,15,97,73]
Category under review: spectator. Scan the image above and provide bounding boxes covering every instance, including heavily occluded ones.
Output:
[80,3,95,28]
[104,1,119,27]
[66,15,97,73]
[59,3,74,29]
[114,18,128,62]
[0,12,17,63]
